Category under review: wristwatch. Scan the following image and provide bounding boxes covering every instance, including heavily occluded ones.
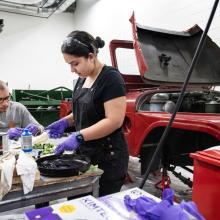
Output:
[75,131,84,144]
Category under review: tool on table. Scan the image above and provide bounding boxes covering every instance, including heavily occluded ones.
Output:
[0,121,6,128]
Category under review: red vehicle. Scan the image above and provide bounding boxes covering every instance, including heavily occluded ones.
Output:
[109,14,220,176]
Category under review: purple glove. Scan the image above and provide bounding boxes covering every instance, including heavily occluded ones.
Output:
[124,188,205,220]
[180,201,205,220]
[162,188,174,205]
[25,207,62,220]
[124,193,172,219]
[25,123,40,136]
[7,127,23,140]
[159,199,205,220]
[54,132,80,155]
[124,195,157,218]
[46,118,69,138]
[160,204,189,220]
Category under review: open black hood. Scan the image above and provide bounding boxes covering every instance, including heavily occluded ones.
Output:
[130,14,220,86]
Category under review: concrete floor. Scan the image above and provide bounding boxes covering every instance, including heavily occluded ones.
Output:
[0,156,193,219]
[122,156,192,201]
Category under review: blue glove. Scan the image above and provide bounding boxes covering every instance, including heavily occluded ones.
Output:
[46,118,69,138]
[7,127,23,140]
[54,132,80,155]
[25,123,40,136]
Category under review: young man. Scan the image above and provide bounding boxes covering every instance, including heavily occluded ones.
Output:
[0,80,43,139]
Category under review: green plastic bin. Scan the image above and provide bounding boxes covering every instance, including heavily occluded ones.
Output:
[12,86,72,126]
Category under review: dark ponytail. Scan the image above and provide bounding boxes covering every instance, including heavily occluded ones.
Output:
[95,36,105,49]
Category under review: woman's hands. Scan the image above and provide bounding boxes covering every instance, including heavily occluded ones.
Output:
[54,132,80,155]
[46,118,69,138]
[25,124,41,136]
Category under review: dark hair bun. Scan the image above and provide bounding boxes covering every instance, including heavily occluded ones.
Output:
[95,36,105,48]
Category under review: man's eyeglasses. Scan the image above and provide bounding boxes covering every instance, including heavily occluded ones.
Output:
[0,95,11,103]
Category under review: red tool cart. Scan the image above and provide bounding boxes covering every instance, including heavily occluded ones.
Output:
[190,149,220,220]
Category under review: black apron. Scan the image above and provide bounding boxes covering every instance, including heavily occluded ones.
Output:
[72,66,129,188]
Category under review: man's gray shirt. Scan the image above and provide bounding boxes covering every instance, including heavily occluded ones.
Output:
[0,101,40,132]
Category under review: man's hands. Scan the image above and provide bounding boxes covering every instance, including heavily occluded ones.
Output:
[7,127,23,140]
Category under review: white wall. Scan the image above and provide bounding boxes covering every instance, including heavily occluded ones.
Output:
[0,12,76,90]
[0,0,220,90]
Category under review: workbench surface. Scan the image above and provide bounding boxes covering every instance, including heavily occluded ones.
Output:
[0,168,103,212]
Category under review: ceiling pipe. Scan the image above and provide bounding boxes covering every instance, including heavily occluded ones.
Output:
[0,0,76,18]
[0,19,3,33]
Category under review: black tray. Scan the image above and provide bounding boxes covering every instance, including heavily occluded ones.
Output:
[36,154,90,177]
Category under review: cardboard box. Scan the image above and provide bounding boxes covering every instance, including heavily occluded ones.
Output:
[25,195,121,220]
[99,187,161,220]
[99,187,199,220]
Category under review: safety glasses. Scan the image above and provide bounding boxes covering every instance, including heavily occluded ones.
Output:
[62,37,89,49]
[0,94,11,104]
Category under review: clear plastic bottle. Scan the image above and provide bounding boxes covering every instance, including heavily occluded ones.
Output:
[21,128,33,153]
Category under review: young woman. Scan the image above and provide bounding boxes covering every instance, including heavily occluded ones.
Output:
[47,31,129,196]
